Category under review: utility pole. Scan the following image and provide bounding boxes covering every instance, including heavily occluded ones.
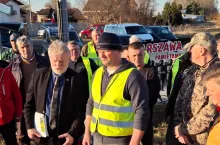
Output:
[57,0,69,42]
[28,0,32,36]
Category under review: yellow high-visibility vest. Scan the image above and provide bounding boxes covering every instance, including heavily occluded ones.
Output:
[90,67,134,136]
[144,51,150,64]
[82,57,93,93]
[87,41,102,66]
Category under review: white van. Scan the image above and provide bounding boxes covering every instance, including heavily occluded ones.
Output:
[104,23,153,42]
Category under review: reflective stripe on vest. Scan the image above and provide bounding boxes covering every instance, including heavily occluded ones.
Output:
[92,117,133,128]
[82,57,93,93]
[93,102,133,112]
[144,51,150,64]
[90,67,134,136]
[87,41,102,66]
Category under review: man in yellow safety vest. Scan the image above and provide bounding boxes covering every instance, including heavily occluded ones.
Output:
[81,29,102,66]
[82,32,150,145]
[68,40,98,99]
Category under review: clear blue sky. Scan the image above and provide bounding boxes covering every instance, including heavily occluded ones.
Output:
[28,0,219,13]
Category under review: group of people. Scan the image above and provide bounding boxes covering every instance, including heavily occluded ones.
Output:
[0,29,160,145]
[0,27,220,145]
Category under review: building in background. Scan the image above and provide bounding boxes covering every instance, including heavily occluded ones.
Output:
[36,8,86,23]
[0,0,24,23]
[20,9,37,23]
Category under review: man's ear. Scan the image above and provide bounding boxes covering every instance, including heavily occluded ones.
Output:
[200,47,207,56]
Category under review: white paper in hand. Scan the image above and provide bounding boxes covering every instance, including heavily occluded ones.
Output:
[34,112,48,137]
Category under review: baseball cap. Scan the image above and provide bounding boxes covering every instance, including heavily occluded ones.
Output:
[10,33,19,41]
[184,32,217,54]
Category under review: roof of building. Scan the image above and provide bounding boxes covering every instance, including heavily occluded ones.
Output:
[0,0,24,5]
[20,8,36,15]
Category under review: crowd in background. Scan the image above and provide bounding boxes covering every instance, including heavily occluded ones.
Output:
[0,29,220,145]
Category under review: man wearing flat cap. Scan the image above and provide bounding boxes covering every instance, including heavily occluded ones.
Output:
[172,32,219,145]
[1,33,19,61]
[82,32,150,145]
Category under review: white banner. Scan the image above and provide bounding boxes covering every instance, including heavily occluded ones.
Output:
[144,41,186,62]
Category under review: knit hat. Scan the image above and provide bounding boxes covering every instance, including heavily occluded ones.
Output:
[97,32,122,50]
[184,32,217,54]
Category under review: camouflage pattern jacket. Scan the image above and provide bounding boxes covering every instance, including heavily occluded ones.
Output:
[174,58,218,145]
[0,49,15,61]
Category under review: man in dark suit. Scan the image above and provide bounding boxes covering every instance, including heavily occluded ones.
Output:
[24,40,86,145]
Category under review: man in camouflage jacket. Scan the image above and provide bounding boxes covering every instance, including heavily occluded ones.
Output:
[174,32,218,145]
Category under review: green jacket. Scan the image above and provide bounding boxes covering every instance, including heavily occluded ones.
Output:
[0,49,13,61]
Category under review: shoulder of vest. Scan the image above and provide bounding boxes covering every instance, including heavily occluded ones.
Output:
[97,66,104,71]
[82,57,89,61]
[88,41,94,45]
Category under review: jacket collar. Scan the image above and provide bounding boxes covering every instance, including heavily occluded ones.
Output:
[12,52,43,66]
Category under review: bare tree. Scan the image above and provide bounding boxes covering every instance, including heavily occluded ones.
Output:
[75,0,88,11]
[44,0,72,9]
[76,0,155,24]
[77,0,130,24]
[135,0,156,25]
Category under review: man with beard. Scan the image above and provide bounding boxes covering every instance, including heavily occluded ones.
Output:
[24,40,86,145]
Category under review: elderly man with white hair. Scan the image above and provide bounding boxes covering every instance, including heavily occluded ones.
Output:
[24,40,86,145]
[10,35,50,145]
[129,35,141,44]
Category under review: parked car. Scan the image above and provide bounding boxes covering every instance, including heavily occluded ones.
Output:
[104,23,153,42]
[79,24,105,39]
[145,26,177,40]
[69,30,83,47]
[0,22,28,48]
[38,22,74,38]
[40,30,83,58]
[162,26,173,33]
[144,27,164,42]
[117,34,130,48]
